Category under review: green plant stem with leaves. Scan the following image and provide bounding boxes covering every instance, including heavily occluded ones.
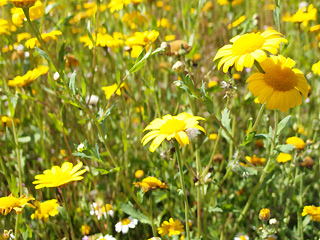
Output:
[174,140,191,240]
[229,110,279,239]
[61,187,76,239]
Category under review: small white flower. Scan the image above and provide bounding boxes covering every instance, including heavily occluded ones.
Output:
[77,143,85,152]
[269,218,277,225]
[53,72,60,81]
[97,234,116,240]
[234,233,249,240]
[185,128,201,140]
[115,216,138,234]
[90,202,114,220]
[85,95,99,105]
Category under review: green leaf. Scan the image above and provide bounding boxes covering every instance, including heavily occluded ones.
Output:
[277,115,291,135]
[276,144,295,153]
[120,203,151,225]
[95,167,120,175]
[129,46,153,74]
[221,108,232,143]
[57,206,67,220]
[241,131,256,146]
[58,42,66,71]
[69,71,77,95]
[18,136,31,143]
[273,0,280,30]
[81,77,86,98]
[35,47,51,62]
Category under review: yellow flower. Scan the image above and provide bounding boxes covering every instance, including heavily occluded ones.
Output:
[125,30,159,47]
[282,4,317,27]
[133,176,168,193]
[81,224,91,235]
[0,0,8,7]
[157,18,170,28]
[101,82,125,99]
[213,30,287,73]
[246,55,308,112]
[8,65,49,87]
[17,32,31,42]
[0,193,35,215]
[122,11,149,29]
[80,32,125,49]
[217,0,243,6]
[134,169,144,178]
[158,218,184,237]
[1,115,20,127]
[31,199,60,222]
[10,0,37,8]
[302,205,320,222]
[276,153,292,163]
[33,162,87,189]
[0,19,16,35]
[286,136,305,150]
[310,25,320,32]
[11,1,44,27]
[312,61,320,76]
[25,30,62,49]
[108,0,142,13]
[245,155,266,166]
[165,35,175,42]
[201,1,213,12]
[228,15,246,29]
[142,113,206,152]
[208,80,218,88]
[209,133,218,140]
[259,208,271,221]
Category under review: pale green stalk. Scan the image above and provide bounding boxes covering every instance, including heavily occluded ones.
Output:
[174,141,191,240]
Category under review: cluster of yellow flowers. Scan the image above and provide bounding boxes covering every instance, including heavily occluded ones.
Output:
[8,65,49,87]
[25,30,62,49]
[302,206,320,222]
[79,32,125,50]
[283,4,317,27]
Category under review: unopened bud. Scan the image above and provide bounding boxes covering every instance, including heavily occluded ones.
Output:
[172,61,185,73]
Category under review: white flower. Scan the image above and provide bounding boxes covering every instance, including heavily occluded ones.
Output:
[115,216,138,234]
[185,128,201,140]
[77,143,85,152]
[234,233,249,240]
[85,95,99,105]
[97,235,116,240]
[90,202,114,220]
[269,218,277,225]
[53,72,60,81]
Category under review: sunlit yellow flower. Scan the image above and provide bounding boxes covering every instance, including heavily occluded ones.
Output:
[133,176,168,193]
[245,155,266,166]
[17,32,31,42]
[0,19,16,35]
[246,55,308,112]
[302,205,320,222]
[286,136,305,150]
[228,15,246,29]
[214,30,287,73]
[157,18,170,28]
[217,0,243,6]
[142,113,206,152]
[33,162,87,189]
[0,193,35,215]
[164,35,175,42]
[80,32,125,49]
[134,170,144,178]
[11,1,44,27]
[158,218,184,237]
[25,30,62,49]
[122,11,149,29]
[108,0,143,13]
[312,61,320,76]
[201,1,213,12]
[0,0,8,7]
[310,25,320,32]
[208,80,218,88]
[209,133,218,140]
[81,225,91,235]
[101,82,125,99]
[31,199,59,222]
[259,208,271,221]
[1,115,20,127]
[8,65,49,87]
[125,30,159,57]
[10,0,37,8]
[276,153,292,163]
[283,4,317,27]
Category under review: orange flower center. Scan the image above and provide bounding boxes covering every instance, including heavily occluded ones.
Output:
[232,33,266,55]
[121,218,131,225]
[264,65,297,91]
[160,119,186,134]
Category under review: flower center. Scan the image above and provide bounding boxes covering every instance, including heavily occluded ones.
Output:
[160,119,186,134]
[121,218,131,225]
[264,65,297,91]
[0,197,20,208]
[232,33,266,55]
[240,236,247,240]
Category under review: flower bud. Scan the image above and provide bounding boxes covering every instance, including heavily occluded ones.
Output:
[172,61,185,73]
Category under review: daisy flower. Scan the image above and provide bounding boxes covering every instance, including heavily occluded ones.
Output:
[90,202,114,220]
[302,205,320,222]
[115,216,138,234]
[32,162,87,189]
[133,176,168,193]
[142,112,205,152]
[97,234,116,240]
[31,199,60,222]
[246,55,308,112]
[158,218,184,237]
[0,193,35,215]
[213,30,287,73]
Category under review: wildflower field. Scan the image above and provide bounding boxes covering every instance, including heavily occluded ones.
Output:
[1,0,320,239]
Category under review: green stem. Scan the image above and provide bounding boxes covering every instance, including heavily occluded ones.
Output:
[15,214,21,239]
[62,188,76,240]
[150,194,157,237]
[174,141,191,240]
[195,144,201,238]
[11,119,22,195]
[229,110,279,239]
[254,61,265,74]
[250,104,266,133]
